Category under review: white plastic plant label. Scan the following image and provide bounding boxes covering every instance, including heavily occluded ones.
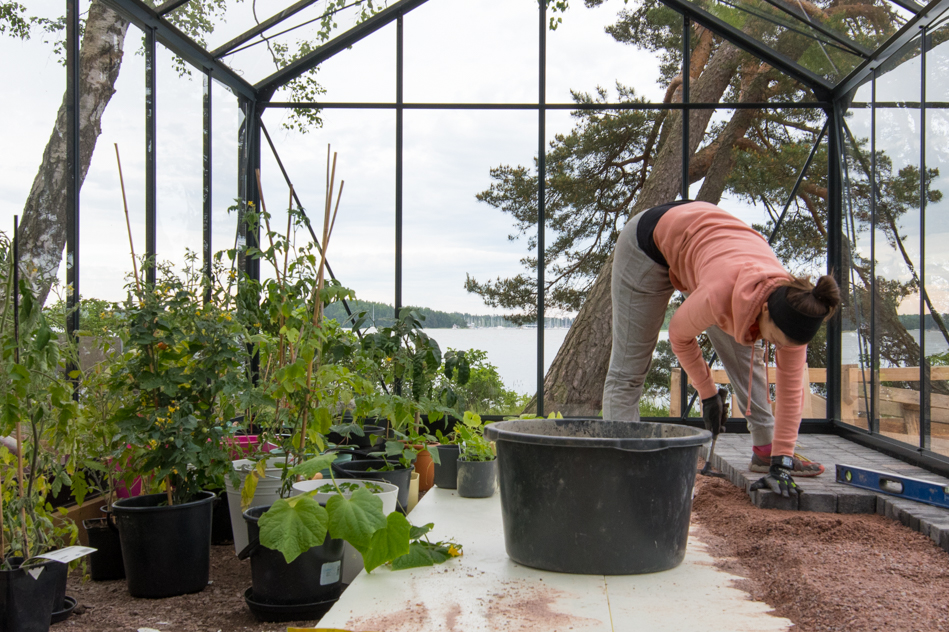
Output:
[27,567,44,580]
[320,560,341,586]
[36,546,97,564]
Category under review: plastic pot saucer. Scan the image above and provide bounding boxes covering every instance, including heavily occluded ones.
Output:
[51,595,78,624]
[243,587,337,623]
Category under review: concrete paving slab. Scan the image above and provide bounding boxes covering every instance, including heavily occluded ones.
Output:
[316,488,792,632]
[706,434,949,553]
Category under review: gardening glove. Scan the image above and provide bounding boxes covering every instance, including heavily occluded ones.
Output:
[750,455,803,498]
[701,388,729,436]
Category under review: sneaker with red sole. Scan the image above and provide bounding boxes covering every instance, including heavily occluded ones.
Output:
[749,452,825,477]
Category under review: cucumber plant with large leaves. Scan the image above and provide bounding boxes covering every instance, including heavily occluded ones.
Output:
[257,453,460,571]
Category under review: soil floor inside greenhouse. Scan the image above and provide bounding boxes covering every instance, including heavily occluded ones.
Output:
[54,470,949,632]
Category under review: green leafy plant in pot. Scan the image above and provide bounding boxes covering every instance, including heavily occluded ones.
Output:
[0,225,80,630]
[455,412,498,498]
[108,253,245,598]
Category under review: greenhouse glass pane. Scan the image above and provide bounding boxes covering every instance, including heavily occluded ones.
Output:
[873,37,922,447]
[841,104,873,431]
[925,21,949,456]
[685,0,922,85]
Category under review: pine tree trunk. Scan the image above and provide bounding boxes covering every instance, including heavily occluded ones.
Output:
[18,1,128,305]
[532,42,746,416]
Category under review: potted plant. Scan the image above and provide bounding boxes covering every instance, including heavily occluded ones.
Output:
[0,226,80,630]
[240,453,461,621]
[455,413,498,498]
[108,253,245,598]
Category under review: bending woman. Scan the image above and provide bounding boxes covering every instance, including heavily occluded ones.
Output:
[602,200,841,496]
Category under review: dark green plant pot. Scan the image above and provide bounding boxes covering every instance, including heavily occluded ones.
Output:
[457,458,497,498]
[433,445,461,489]
[112,491,215,598]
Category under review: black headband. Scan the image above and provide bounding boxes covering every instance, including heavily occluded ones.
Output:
[766,286,825,344]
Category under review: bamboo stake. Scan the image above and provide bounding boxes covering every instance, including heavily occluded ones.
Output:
[166,476,173,506]
[254,169,281,286]
[114,144,142,298]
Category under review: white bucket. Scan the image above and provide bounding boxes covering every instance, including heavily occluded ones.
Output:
[226,457,289,555]
[291,478,399,583]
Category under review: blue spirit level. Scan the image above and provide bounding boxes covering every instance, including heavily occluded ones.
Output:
[836,464,949,510]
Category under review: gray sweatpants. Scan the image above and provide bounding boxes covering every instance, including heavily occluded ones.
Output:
[601,211,774,447]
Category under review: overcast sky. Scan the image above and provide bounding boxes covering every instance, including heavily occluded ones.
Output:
[4,0,946,317]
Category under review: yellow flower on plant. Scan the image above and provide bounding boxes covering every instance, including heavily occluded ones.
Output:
[448,544,462,558]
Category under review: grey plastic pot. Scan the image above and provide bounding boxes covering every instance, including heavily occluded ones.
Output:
[484,418,710,575]
[456,458,497,498]
[433,444,461,489]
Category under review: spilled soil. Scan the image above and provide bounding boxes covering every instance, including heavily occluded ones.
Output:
[691,473,949,632]
[55,480,949,631]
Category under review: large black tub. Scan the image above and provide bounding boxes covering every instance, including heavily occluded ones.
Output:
[484,419,710,575]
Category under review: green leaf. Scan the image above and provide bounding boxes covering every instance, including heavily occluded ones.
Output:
[258,496,329,564]
[409,522,434,540]
[362,511,411,572]
[288,453,338,479]
[391,541,453,570]
[326,487,386,552]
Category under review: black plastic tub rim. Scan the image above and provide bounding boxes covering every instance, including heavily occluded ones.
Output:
[484,418,711,452]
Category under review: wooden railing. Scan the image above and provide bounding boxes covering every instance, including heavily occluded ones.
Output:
[669,365,949,437]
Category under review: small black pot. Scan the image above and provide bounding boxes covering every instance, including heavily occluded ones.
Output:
[433,445,461,489]
[242,505,344,609]
[211,490,234,545]
[0,557,61,632]
[332,459,413,513]
[457,458,498,498]
[84,511,125,581]
[112,491,215,598]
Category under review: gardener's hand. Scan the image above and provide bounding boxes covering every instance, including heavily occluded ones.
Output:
[750,456,803,498]
[701,388,728,436]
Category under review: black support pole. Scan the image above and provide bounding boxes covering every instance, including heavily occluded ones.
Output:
[681,15,690,201]
[145,27,157,286]
[66,0,80,344]
[395,16,404,323]
[827,104,843,423]
[203,69,213,304]
[870,70,879,435]
[920,27,930,451]
[537,0,546,417]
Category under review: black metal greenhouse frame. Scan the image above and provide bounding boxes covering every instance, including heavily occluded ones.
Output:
[63,0,949,476]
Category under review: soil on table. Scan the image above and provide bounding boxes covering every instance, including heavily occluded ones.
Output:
[691,471,949,632]
[56,478,949,631]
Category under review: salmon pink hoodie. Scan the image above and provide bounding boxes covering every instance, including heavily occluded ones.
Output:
[652,201,806,458]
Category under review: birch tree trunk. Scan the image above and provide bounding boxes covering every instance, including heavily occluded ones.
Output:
[19,1,128,306]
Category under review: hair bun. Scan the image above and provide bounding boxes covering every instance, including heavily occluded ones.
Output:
[812,275,841,309]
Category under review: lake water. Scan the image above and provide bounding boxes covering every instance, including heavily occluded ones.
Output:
[424,328,948,395]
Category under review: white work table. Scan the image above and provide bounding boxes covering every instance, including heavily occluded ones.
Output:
[316,487,791,632]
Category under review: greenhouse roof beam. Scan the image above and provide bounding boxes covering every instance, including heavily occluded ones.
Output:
[834,0,949,100]
[101,0,258,101]
[255,0,430,98]
[889,0,925,14]
[210,0,324,59]
[156,0,192,17]
[755,0,872,57]
[659,0,834,101]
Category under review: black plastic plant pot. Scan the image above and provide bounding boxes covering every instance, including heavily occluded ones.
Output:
[326,424,386,449]
[211,490,234,545]
[484,419,711,575]
[0,557,61,632]
[332,459,413,513]
[433,444,461,490]
[83,517,125,581]
[242,506,344,608]
[456,458,497,498]
[112,491,215,598]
